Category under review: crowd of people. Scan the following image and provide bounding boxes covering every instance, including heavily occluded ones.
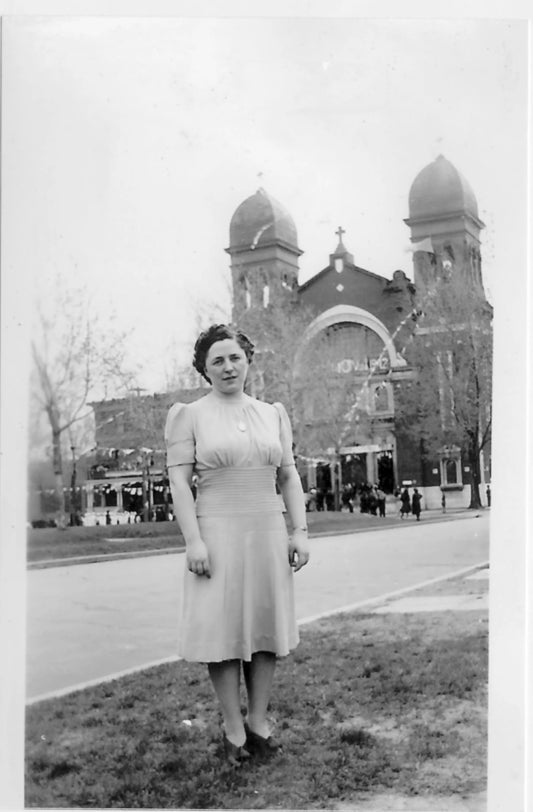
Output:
[305,482,423,519]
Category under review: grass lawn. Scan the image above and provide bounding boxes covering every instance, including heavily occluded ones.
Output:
[26,521,186,564]
[25,575,488,809]
[27,510,464,565]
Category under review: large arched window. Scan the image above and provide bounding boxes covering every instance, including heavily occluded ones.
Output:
[293,307,402,448]
[297,322,392,424]
[303,321,391,376]
[295,304,405,371]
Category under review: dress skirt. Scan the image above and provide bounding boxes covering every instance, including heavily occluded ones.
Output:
[178,466,299,662]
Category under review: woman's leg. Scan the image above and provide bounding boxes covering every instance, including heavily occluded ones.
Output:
[208,660,246,746]
[243,651,276,737]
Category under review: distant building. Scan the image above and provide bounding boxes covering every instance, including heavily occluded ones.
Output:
[80,388,207,521]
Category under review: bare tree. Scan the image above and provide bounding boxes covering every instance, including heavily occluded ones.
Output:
[163,288,231,391]
[238,299,315,435]
[31,276,135,525]
[395,276,492,508]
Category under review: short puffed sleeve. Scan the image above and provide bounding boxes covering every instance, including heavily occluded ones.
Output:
[165,403,195,467]
[273,402,295,466]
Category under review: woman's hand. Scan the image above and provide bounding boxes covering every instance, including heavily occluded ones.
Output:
[186,538,211,578]
[288,529,310,572]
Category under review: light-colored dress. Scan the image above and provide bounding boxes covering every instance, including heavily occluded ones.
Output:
[165,392,299,663]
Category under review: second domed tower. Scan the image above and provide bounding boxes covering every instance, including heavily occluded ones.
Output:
[404,155,485,294]
[226,188,303,321]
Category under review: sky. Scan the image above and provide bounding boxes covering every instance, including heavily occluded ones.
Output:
[3,15,528,393]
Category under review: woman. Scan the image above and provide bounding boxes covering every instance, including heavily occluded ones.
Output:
[375,486,386,518]
[400,487,411,519]
[165,324,310,766]
[411,488,422,521]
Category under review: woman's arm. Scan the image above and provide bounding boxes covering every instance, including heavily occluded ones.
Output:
[168,464,211,578]
[277,465,310,572]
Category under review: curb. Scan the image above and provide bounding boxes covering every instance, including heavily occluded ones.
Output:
[27,510,486,571]
[309,509,483,539]
[27,546,184,571]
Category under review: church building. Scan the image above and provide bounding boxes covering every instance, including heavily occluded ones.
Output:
[225,155,491,509]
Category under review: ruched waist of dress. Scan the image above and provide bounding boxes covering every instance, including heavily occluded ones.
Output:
[195,466,282,516]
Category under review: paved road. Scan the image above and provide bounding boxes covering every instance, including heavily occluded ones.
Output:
[26,514,488,701]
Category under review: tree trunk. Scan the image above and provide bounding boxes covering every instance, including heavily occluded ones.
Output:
[70,456,77,526]
[330,456,342,511]
[52,427,67,528]
[467,435,483,509]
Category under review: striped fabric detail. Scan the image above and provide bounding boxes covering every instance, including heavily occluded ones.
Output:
[195,466,280,516]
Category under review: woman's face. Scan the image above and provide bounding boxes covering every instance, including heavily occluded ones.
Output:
[204,338,249,395]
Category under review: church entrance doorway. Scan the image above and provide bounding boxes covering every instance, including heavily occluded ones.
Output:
[377,451,394,493]
[341,453,367,490]
[315,463,333,511]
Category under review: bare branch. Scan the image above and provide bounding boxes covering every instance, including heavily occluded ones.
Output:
[30,274,136,520]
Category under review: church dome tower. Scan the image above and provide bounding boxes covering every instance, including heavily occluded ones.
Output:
[404,155,485,292]
[226,188,303,321]
[408,154,479,221]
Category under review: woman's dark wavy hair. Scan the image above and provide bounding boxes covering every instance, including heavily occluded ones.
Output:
[193,324,255,383]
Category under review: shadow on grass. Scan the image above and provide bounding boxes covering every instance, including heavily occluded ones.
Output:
[25,611,487,809]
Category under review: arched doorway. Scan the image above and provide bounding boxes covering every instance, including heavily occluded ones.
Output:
[341,453,367,489]
[315,463,333,511]
[377,451,394,493]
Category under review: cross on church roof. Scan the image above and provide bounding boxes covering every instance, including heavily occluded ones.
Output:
[330,224,353,264]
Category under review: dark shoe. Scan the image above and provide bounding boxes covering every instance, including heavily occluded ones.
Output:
[244,723,281,757]
[222,734,251,767]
